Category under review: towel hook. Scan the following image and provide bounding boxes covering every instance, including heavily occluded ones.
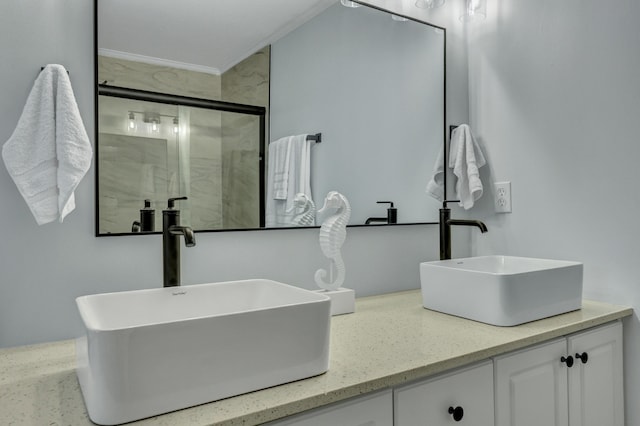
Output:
[40,66,69,75]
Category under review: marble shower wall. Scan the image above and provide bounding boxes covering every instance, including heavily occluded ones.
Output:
[98,55,222,99]
[97,94,185,233]
[221,46,270,229]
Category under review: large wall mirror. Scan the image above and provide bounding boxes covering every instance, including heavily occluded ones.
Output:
[96,0,445,235]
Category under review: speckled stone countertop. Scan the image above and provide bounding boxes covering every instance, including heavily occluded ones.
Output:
[0,290,633,426]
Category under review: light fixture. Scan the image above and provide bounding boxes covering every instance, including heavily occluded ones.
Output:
[128,111,180,135]
[460,0,486,21]
[340,0,361,8]
[415,0,445,9]
[391,14,408,21]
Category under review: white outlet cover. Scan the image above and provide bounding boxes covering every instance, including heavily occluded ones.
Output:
[494,181,512,213]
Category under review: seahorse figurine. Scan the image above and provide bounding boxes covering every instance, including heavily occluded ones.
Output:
[288,193,316,226]
[315,191,351,291]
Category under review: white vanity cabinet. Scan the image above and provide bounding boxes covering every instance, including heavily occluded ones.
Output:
[567,321,624,426]
[267,389,392,426]
[394,361,494,425]
[495,321,623,426]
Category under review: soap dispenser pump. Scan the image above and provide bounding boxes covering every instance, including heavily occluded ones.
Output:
[140,199,155,232]
[377,201,397,224]
[132,199,156,232]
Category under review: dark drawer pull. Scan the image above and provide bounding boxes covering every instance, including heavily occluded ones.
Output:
[561,355,574,367]
[448,406,464,421]
[575,352,589,364]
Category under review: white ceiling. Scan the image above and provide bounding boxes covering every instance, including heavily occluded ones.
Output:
[98,0,337,74]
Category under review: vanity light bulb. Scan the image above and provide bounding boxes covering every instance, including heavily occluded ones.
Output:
[150,120,160,133]
[173,118,179,134]
[128,112,136,131]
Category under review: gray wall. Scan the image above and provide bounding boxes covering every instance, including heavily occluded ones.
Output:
[464,0,640,424]
[270,3,445,224]
[0,0,467,348]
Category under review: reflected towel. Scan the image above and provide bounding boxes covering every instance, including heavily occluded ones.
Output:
[2,64,92,224]
[269,136,293,200]
[266,134,314,227]
[450,124,486,209]
[425,145,445,202]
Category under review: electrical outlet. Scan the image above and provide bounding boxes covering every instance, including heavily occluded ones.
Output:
[494,181,512,213]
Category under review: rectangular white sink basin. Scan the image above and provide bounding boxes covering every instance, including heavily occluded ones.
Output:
[420,255,583,326]
[76,279,331,425]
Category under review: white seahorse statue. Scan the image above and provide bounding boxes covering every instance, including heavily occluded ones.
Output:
[315,191,351,291]
[287,193,316,226]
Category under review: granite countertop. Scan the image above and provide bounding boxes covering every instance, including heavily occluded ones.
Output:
[0,290,633,425]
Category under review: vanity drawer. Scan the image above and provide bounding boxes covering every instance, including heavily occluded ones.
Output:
[267,389,392,426]
[395,361,494,426]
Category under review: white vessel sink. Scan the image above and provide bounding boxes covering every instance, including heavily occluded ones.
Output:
[420,255,583,326]
[75,279,331,425]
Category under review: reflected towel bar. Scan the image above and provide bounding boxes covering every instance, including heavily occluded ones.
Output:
[307,133,322,143]
[269,133,321,144]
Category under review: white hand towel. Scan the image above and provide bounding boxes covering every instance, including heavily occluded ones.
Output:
[2,64,92,225]
[425,145,445,202]
[450,124,486,210]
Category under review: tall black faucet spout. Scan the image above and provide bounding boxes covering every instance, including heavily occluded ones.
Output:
[439,208,488,260]
[169,225,196,247]
[447,219,488,233]
[163,197,196,287]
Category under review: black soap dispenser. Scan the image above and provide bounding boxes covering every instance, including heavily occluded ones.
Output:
[377,201,397,224]
[132,199,155,232]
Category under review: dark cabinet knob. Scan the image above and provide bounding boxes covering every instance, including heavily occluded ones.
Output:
[561,355,574,367]
[575,352,589,364]
[448,406,464,421]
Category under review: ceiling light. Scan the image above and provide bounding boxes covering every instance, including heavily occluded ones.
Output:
[415,0,445,9]
[460,0,486,21]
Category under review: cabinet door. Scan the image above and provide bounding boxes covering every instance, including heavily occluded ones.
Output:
[266,389,392,426]
[394,361,494,426]
[568,321,624,426]
[495,338,569,426]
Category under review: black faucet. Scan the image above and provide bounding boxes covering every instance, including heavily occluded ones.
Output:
[439,204,487,260]
[163,197,196,287]
[365,201,398,225]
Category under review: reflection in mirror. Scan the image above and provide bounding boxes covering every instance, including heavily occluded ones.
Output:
[96,0,445,235]
[97,91,265,234]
